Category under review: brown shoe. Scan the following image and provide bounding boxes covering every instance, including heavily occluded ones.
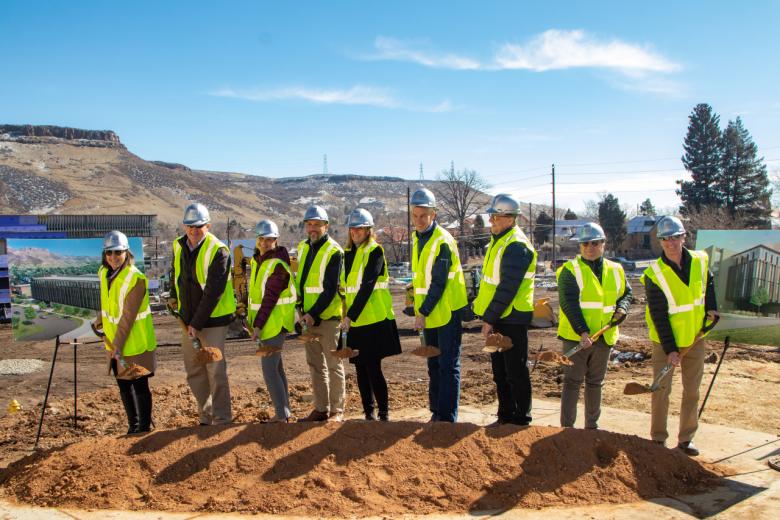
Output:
[299,409,328,422]
[328,412,344,422]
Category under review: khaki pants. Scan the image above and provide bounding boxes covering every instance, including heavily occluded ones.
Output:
[650,339,705,444]
[304,319,345,414]
[182,326,232,425]
[560,338,612,429]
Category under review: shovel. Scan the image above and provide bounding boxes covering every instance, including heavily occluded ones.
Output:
[170,309,224,363]
[552,311,629,364]
[482,332,514,353]
[411,330,441,358]
[254,337,282,358]
[101,335,151,380]
[331,329,358,359]
[624,314,720,395]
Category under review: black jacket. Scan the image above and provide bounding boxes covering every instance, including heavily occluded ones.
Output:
[481,226,536,326]
[415,222,458,317]
[299,233,342,323]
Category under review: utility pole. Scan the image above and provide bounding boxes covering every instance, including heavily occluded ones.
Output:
[551,164,556,270]
[407,186,412,265]
[419,163,424,183]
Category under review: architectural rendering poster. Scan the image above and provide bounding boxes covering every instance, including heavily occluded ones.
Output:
[696,230,780,347]
[8,237,144,342]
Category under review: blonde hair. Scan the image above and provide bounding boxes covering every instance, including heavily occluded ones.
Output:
[346,227,376,250]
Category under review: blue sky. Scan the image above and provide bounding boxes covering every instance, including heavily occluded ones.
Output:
[696,230,780,255]
[2,1,779,213]
[8,238,144,258]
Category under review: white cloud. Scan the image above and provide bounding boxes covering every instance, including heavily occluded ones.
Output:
[372,36,481,70]
[493,30,680,73]
[211,85,452,112]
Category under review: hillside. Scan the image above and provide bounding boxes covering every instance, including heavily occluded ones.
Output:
[0,125,508,243]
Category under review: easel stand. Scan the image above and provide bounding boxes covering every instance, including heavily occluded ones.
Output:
[34,335,81,449]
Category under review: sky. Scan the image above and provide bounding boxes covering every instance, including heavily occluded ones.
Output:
[2,1,779,214]
[696,230,780,255]
[8,238,144,258]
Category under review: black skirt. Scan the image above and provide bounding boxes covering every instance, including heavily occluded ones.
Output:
[347,318,402,363]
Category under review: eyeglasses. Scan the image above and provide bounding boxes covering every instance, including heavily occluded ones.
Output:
[186,224,206,230]
[661,235,685,242]
[581,241,604,247]
[104,250,126,256]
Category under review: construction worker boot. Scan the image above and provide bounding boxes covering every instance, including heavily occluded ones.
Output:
[135,386,153,434]
[118,384,139,435]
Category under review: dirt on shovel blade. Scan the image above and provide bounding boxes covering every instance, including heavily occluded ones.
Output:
[331,348,358,359]
[537,351,574,366]
[254,346,282,358]
[195,347,223,363]
[116,364,151,381]
[411,345,441,358]
[623,382,651,395]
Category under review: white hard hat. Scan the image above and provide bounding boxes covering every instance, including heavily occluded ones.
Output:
[303,205,329,222]
[103,230,129,251]
[486,193,521,215]
[182,203,211,226]
[254,219,279,238]
[348,208,374,228]
[410,188,436,208]
[656,216,686,238]
[577,223,606,243]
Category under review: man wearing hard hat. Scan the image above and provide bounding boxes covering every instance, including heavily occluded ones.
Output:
[169,202,236,425]
[641,216,718,456]
[295,205,346,422]
[473,194,537,426]
[410,188,468,422]
[557,222,632,429]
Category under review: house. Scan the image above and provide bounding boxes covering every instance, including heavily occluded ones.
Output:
[620,215,663,259]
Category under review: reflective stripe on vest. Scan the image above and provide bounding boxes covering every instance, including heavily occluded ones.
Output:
[411,225,468,328]
[296,236,343,319]
[248,256,297,340]
[343,240,395,327]
[556,256,625,345]
[98,264,157,356]
[172,233,236,319]
[472,226,537,319]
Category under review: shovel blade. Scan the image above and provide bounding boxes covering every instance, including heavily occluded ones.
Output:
[255,346,282,358]
[623,382,651,395]
[411,345,441,358]
[300,332,322,343]
[196,347,224,364]
[482,345,499,354]
[537,351,574,366]
[116,363,151,381]
[331,347,358,359]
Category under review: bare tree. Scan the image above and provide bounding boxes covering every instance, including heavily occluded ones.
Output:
[683,206,752,246]
[433,164,491,238]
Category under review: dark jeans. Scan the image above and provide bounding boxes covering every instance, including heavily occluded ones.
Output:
[424,309,462,422]
[354,357,389,415]
[490,323,532,425]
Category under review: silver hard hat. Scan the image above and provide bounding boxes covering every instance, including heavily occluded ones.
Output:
[303,205,329,223]
[182,202,211,226]
[410,187,436,208]
[656,216,686,238]
[254,219,279,238]
[486,193,521,215]
[103,230,129,251]
[577,222,606,243]
[348,208,374,228]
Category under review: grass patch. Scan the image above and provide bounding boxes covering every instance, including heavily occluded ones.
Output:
[709,324,780,347]
[13,322,45,341]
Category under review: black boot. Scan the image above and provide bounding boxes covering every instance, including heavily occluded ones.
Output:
[378,410,389,422]
[364,410,377,421]
[117,380,139,434]
[134,377,153,434]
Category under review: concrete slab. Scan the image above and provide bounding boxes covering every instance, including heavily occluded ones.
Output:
[0,398,777,519]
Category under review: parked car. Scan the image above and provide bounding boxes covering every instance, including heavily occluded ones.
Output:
[608,257,636,271]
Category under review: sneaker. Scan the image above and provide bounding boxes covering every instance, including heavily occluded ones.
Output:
[327,412,344,422]
[677,441,700,456]
[299,409,329,422]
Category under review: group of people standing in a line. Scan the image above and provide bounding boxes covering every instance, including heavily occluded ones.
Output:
[94,190,716,457]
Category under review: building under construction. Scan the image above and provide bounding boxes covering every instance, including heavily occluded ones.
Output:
[30,276,101,311]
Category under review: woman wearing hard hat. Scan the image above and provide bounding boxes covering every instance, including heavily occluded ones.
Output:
[340,208,402,421]
[93,230,157,434]
[246,219,296,422]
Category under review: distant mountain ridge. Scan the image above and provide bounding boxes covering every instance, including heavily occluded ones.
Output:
[8,246,97,267]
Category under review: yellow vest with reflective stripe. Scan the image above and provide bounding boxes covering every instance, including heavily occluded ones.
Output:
[641,250,709,348]
[98,264,157,356]
[412,224,468,329]
[556,256,625,345]
[472,226,537,320]
[248,256,297,340]
[342,240,394,327]
[172,233,237,319]
[295,236,343,320]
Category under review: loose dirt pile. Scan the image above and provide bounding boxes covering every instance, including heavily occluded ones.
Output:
[0,423,723,517]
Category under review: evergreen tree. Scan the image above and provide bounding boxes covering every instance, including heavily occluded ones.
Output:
[639,198,657,216]
[534,211,552,245]
[718,117,772,228]
[598,194,627,252]
[563,208,578,220]
[678,103,723,213]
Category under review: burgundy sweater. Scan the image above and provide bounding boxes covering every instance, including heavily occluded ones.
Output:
[251,246,292,331]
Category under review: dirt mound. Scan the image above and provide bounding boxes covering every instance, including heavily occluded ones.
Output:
[0,423,722,516]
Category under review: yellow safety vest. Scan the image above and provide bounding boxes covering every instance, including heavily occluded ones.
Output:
[412,225,467,328]
[472,226,537,320]
[248,256,297,340]
[641,250,709,348]
[556,256,625,345]
[342,240,394,327]
[172,233,237,319]
[295,236,343,320]
[98,264,157,356]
